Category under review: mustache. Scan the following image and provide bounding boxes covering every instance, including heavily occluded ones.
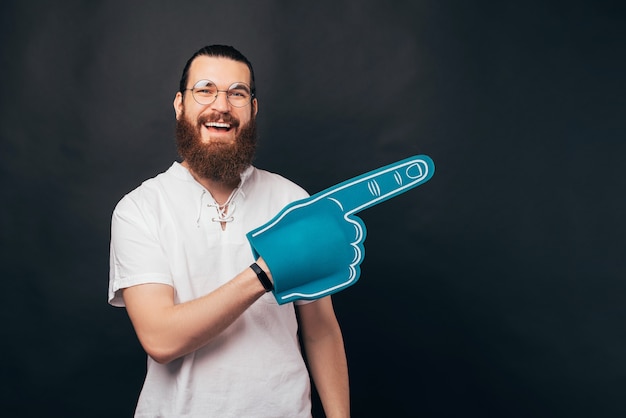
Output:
[197,113,240,128]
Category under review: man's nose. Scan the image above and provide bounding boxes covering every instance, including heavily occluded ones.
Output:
[210,90,230,112]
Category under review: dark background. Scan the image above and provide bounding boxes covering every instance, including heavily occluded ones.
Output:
[1,0,624,417]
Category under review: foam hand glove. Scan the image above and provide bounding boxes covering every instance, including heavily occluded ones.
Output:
[246,155,435,304]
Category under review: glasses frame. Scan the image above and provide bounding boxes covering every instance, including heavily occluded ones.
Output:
[184,79,255,108]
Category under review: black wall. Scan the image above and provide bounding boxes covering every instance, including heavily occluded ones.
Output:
[1,1,624,417]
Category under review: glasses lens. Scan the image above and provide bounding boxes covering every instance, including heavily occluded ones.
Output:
[192,80,217,105]
[226,83,252,107]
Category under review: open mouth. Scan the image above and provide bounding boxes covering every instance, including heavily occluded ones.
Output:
[204,121,232,132]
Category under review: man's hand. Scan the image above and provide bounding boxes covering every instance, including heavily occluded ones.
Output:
[247,155,435,304]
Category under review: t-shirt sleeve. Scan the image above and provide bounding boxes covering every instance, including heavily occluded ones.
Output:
[108,194,173,307]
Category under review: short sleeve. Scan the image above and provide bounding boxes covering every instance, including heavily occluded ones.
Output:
[108,195,173,307]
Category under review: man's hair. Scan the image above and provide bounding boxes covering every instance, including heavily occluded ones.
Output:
[178,45,256,97]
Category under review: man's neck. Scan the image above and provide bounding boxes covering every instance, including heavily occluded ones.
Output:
[181,161,240,205]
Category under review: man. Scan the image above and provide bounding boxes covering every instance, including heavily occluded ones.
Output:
[108,45,350,417]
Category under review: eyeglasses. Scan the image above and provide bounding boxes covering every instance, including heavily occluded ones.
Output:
[185,80,254,107]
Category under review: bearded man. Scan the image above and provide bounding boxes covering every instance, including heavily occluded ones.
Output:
[108,45,350,418]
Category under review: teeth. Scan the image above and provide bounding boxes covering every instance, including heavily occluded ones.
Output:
[205,122,230,129]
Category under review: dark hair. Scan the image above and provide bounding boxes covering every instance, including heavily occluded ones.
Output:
[178,45,256,97]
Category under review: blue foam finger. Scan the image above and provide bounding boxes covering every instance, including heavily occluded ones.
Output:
[246,155,435,304]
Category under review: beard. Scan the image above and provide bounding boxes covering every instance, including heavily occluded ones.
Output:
[175,109,257,186]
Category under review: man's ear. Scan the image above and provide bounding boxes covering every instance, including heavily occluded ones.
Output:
[173,92,183,119]
[252,97,259,117]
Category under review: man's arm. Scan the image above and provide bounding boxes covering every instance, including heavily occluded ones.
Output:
[122,259,271,364]
[298,297,350,418]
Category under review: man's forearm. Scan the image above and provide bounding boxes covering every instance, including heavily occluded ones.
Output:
[305,327,350,417]
[298,297,350,416]
[123,264,269,364]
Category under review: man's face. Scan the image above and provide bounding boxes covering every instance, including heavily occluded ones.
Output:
[174,56,258,183]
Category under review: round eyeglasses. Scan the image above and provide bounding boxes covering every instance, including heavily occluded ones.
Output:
[185,80,254,107]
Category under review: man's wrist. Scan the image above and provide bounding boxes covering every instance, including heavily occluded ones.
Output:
[250,262,273,292]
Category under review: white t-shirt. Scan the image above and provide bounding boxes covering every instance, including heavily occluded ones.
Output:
[109,162,312,418]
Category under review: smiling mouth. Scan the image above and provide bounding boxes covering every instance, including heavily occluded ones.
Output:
[204,121,232,131]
